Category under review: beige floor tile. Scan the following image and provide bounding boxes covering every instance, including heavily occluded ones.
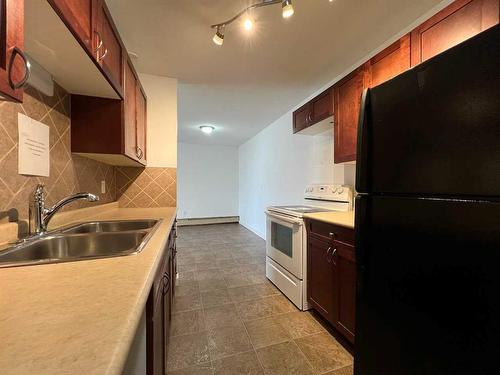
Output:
[256,341,314,375]
[236,295,297,321]
[212,351,264,375]
[274,311,325,339]
[295,332,353,374]
[178,271,197,281]
[201,289,232,308]
[170,309,205,337]
[167,332,211,372]
[207,325,253,360]
[227,282,280,303]
[324,365,354,375]
[173,293,202,313]
[244,316,291,349]
[167,362,214,375]
[176,280,200,297]
[204,304,242,330]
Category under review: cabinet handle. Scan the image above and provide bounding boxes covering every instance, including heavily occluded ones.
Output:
[94,31,103,52]
[98,48,108,62]
[8,47,30,90]
[136,146,143,159]
[326,246,332,262]
[329,247,338,265]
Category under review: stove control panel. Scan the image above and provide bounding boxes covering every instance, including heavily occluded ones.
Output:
[304,184,353,203]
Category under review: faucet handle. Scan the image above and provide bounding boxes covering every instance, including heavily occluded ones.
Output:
[33,184,46,201]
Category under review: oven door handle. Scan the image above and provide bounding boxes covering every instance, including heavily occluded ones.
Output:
[265,210,303,226]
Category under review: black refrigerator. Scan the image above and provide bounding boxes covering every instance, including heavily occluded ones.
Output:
[354,25,500,374]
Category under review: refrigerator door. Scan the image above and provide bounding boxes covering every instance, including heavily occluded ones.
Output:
[355,195,500,375]
[356,25,500,197]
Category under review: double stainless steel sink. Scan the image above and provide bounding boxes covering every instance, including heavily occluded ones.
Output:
[0,219,161,268]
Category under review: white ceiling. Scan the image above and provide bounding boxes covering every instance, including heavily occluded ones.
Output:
[107,0,448,146]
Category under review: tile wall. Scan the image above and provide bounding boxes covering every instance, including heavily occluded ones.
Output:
[0,84,116,223]
[116,167,177,208]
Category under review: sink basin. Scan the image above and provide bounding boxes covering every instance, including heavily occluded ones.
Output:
[0,218,161,268]
[0,232,148,268]
[61,220,158,234]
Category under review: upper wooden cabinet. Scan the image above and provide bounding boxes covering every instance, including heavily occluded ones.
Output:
[369,34,411,87]
[411,0,499,66]
[0,0,28,102]
[293,88,333,134]
[333,63,370,164]
[71,57,147,166]
[49,0,95,53]
[95,0,123,92]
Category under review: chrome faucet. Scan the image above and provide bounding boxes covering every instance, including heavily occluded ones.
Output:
[29,184,100,235]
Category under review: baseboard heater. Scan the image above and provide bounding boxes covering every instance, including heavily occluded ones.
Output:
[177,216,240,227]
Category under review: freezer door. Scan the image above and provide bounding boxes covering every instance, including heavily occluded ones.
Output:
[356,25,500,197]
[355,195,500,375]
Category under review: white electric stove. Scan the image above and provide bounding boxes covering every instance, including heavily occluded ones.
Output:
[265,184,353,310]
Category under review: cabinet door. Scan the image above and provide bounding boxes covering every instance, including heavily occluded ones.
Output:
[50,0,95,52]
[411,0,499,66]
[333,63,370,163]
[293,103,311,133]
[333,240,356,344]
[152,293,165,375]
[312,88,333,123]
[96,0,123,92]
[136,86,147,164]
[0,0,26,102]
[163,254,171,374]
[369,34,411,87]
[307,236,337,324]
[124,60,137,160]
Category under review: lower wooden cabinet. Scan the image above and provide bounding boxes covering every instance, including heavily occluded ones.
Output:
[146,226,176,375]
[306,219,356,344]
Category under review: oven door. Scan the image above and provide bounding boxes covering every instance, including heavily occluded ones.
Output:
[266,210,304,279]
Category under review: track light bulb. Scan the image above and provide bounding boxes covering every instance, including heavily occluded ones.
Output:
[213,26,225,46]
[243,17,253,31]
[282,0,294,18]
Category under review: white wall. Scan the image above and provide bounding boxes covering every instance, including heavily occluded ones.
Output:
[139,73,178,168]
[239,114,353,238]
[177,143,239,219]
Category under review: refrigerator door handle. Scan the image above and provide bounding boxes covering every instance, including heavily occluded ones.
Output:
[355,88,371,193]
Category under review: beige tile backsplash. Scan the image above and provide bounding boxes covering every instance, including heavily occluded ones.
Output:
[0,83,176,226]
[116,167,177,208]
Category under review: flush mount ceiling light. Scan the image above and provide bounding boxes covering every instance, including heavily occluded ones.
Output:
[211,0,295,46]
[200,125,215,134]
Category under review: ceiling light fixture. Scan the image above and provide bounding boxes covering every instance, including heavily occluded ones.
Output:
[213,25,225,46]
[211,0,295,46]
[200,125,215,134]
[282,0,294,18]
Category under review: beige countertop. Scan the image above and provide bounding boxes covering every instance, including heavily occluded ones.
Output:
[0,203,176,375]
[303,210,355,229]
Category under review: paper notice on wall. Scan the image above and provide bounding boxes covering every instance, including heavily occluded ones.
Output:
[18,113,50,177]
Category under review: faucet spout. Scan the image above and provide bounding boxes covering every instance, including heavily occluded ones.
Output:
[42,193,100,230]
[29,184,100,235]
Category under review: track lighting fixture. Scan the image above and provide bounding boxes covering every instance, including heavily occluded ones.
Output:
[211,0,294,46]
[282,0,294,18]
[213,25,225,46]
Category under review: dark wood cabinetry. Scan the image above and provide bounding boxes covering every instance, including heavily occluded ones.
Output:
[95,0,123,92]
[71,58,147,166]
[333,63,370,164]
[293,88,333,134]
[49,0,95,53]
[147,225,176,375]
[411,0,499,66]
[306,219,356,344]
[369,34,411,87]
[0,0,27,102]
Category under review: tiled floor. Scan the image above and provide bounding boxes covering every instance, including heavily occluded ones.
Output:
[168,223,354,375]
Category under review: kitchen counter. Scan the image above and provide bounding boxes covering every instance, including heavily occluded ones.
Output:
[303,210,355,229]
[0,203,176,375]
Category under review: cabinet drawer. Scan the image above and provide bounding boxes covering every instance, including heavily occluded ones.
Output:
[306,219,354,245]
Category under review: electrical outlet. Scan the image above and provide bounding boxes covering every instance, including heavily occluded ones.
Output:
[101,180,106,194]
